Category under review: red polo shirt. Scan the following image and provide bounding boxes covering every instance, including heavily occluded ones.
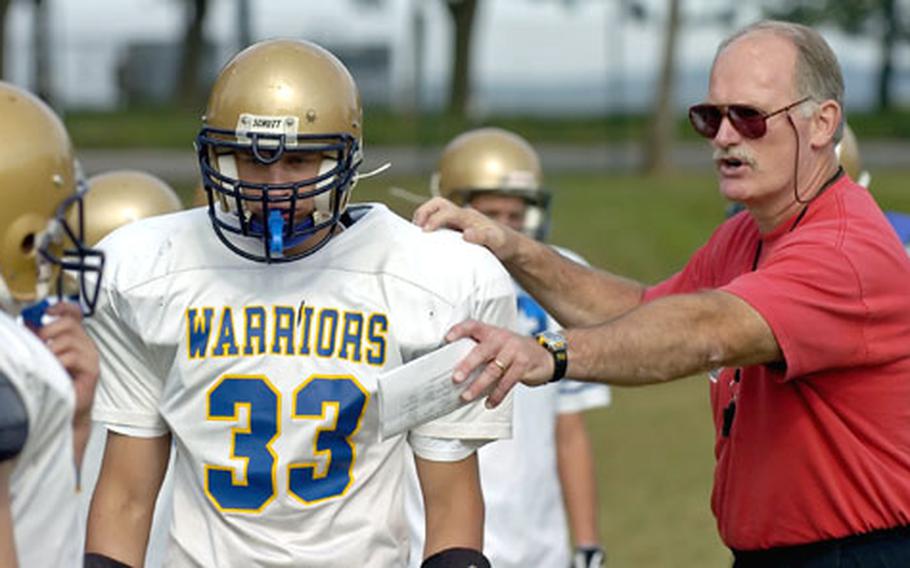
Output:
[644,177,910,550]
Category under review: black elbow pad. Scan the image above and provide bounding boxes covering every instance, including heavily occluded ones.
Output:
[84,553,133,568]
[421,548,491,568]
[0,371,29,462]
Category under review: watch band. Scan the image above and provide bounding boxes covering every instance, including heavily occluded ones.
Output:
[535,330,568,383]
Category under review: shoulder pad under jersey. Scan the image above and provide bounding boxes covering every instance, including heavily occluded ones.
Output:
[0,371,29,462]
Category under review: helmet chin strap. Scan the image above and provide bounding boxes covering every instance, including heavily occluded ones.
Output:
[355,162,391,181]
[248,213,316,257]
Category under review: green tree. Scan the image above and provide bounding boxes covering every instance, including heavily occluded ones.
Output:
[635,0,737,174]
[644,0,682,174]
[444,0,479,116]
[176,0,209,109]
[765,0,909,110]
[0,0,11,79]
[32,0,51,103]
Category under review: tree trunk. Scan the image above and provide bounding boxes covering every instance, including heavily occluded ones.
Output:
[643,0,681,174]
[408,0,425,116]
[877,0,896,111]
[176,0,209,109]
[236,0,252,52]
[33,0,53,104]
[445,0,478,117]
[32,0,54,106]
[0,0,11,79]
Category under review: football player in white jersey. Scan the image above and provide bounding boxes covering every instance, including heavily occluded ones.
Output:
[75,169,183,568]
[84,39,514,568]
[407,128,610,568]
[0,81,105,567]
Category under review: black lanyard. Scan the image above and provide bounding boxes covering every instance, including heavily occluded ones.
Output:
[721,166,844,437]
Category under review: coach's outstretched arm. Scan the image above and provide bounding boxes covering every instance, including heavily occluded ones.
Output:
[414,197,644,328]
[447,289,780,408]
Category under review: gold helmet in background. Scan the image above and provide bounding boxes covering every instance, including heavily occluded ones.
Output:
[78,170,183,246]
[836,123,870,187]
[0,81,103,314]
[432,127,551,240]
[196,38,364,263]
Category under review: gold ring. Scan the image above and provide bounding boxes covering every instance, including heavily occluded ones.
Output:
[493,359,507,372]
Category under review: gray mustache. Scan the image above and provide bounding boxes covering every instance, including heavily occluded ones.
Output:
[713,148,756,167]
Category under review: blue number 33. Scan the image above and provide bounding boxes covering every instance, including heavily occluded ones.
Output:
[204,374,369,513]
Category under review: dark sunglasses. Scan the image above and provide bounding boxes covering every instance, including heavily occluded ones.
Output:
[688,96,812,139]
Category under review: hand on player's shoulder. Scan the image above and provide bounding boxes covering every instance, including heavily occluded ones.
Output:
[413,197,518,260]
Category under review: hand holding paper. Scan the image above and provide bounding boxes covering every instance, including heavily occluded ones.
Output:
[377,338,483,440]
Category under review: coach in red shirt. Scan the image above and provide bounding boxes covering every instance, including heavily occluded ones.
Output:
[414,20,910,567]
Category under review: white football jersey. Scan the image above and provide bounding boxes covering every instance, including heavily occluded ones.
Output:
[88,204,515,567]
[407,252,610,568]
[0,311,80,567]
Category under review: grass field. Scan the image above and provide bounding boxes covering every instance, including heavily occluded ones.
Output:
[176,168,910,567]
[67,107,910,149]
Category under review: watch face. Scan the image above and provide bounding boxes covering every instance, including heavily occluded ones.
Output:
[537,331,567,352]
[536,330,568,383]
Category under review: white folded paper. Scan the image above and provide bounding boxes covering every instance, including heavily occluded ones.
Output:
[377,338,482,440]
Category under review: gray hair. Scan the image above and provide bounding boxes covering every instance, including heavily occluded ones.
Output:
[716,20,845,141]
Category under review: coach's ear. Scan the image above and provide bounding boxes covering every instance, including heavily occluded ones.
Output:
[420,547,491,568]
[809,98,841,149]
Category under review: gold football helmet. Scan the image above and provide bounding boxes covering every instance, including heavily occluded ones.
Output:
[836,123,870,187]
[79,170,183,246]
[196,38,363,262]
[0,82,103,316]
[432,127,551,240]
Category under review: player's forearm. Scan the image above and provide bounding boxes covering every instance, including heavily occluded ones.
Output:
[0,522,17,568]
[418,454,484,558]
[86,490,155,567]
[505,240,644,328]
[1,465,19,568]
[423,488,484,557]
[556,414,601,547]
[86,433,170,568]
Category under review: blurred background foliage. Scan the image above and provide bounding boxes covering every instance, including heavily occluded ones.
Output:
[64,106,910,150]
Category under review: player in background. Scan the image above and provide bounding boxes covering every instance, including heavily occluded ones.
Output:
[0,81,105,567]
[406,127,610,568]
[78,170,184,246]
[84,39,514,568]
[836,124,910,252]
[74,169,183,568]
[835,123,870,188]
